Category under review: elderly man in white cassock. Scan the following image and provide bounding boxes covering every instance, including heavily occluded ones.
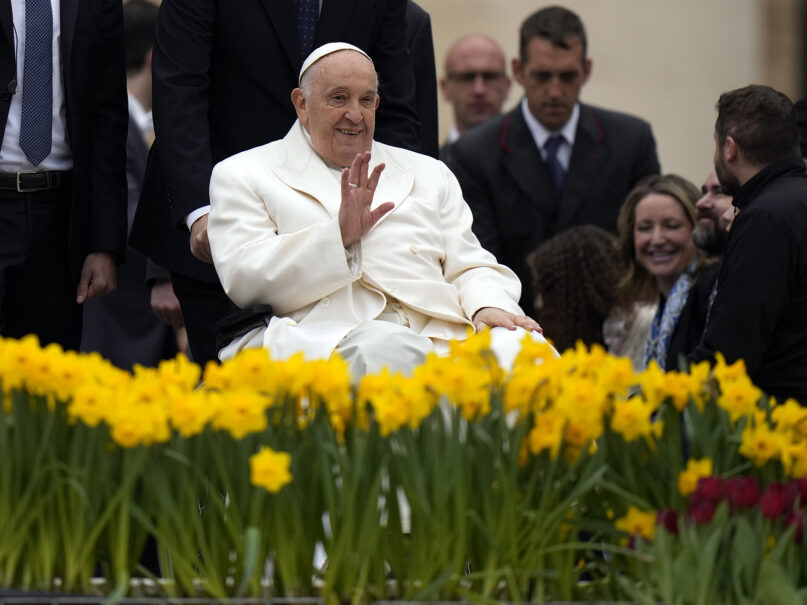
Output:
[208,43,550,377]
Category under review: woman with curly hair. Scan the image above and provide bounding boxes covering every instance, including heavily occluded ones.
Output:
[615,174,715,370]
[527,225,626,353]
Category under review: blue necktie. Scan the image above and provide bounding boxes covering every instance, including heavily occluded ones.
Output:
[544,135,566,194]
[19,0,53,167]
[297,0,319,59]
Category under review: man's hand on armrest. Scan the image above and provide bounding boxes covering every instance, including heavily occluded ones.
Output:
[473,307,542,333]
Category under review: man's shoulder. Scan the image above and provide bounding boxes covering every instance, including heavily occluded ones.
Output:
[454,112,512,148]
[376,139,446,171]
[213,139,286,177]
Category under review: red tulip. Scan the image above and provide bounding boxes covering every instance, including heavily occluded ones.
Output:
[656,508,680,534]
[785,510,804,543]
[688,498,716,524]
[760,482,789,519]
[694,476,724,502]
[725,476,760,510]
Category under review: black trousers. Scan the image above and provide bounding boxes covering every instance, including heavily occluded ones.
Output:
[0,184,82,350]
[169,270,237,366]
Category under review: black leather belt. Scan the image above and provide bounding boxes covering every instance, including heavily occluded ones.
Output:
[0,170,72,192]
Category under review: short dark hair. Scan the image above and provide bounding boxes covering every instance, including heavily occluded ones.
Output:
[715,85,800,166]
[123,0,159,75]
[519,6,587,64]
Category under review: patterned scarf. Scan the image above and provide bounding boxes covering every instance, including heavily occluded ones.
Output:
[643,259,698,370]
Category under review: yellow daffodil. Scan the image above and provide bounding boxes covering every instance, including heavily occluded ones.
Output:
[212,389,270,439]
[713,353,749,386]
[611,395,662,443]
[527,409,565,459]
[662,371,692,411]
[718,377,762,424]
[781,439,807,477]
[250,446,292,493]
[772,398,807,440]
[677,457,713,496]
[615,505,656,541]
[169,390,215,438]
[740,423,785,467]
[512,332,559,371]
[638,361,666,408]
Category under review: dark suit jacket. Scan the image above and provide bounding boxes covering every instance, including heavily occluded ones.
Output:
[0,0,127,282]
[665,261,720,372]
[406,0,438,159]
[81,110,176,369]
[130,0,420,283]
[447,103,660,317]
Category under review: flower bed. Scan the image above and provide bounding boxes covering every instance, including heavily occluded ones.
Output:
[1,333,806,604]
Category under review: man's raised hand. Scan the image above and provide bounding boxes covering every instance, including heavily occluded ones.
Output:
[339,151,394,247]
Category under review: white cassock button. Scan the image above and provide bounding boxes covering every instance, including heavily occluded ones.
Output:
[409,244,420,254]
[321,297,331,308]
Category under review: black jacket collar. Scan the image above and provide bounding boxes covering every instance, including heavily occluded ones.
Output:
[733,156,806,211]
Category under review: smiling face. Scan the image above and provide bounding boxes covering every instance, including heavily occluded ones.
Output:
[513,36,590,131]
[692,170,734,253]
[633,193,697,297]
[292,50,378,167]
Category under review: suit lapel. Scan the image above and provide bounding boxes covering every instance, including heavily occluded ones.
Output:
[556,104,608,229]
[259,0,303,71]
[60,0,79,77]
[272,121,413,223]
[366,139,414,228]
[315,0,358,46]
[1,0,12,52]
[500,109,557,217]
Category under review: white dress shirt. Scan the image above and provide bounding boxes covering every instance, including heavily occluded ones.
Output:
[520,97,579,171]
[127,93,153,142]
[0,0,72,172]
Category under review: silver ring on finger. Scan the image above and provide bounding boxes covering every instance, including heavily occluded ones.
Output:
[349,182,359,189]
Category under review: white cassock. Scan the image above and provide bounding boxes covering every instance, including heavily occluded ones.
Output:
[208,121,551,372]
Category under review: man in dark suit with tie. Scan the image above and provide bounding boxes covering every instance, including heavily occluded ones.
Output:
[447,6,660,319]
[81,0,182,369]
[0,0,127,350]
[130,0,422,366]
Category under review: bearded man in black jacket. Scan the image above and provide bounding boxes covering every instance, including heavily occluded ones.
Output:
[691,85,807,404]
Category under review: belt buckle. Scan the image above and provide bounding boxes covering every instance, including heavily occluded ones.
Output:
[16,171,40,193]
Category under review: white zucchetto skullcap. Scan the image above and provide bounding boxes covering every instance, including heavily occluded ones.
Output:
[298,42,374,85]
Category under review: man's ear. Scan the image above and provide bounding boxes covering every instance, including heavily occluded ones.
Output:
[512,57,524,87]
[291,88,307,124]
[724,135,739,163]
[374,94,380,111]
[581,57,592,86]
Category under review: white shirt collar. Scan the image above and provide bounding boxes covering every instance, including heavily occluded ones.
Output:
[445,125,461,145]
[520,97,579,151]
[127,94,153,140]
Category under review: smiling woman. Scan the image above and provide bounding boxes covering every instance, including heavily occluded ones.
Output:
[615,174,717,370]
